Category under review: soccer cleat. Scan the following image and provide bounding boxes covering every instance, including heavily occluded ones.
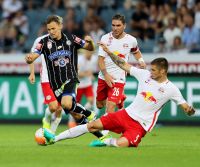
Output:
[43,128,55,144]
[89,134,112,147]
[117,95,127,109]
[42,118,51,129]
[89,140,106,147]
[87,112,96,122]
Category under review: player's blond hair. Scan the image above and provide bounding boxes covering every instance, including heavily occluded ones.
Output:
[46,15,63,25]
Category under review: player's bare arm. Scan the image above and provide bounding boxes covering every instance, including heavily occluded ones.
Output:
[134,50,146,69]
[98,56,115,87]
[25,53,39,64]
[28,63,35,84]
[83,36,95,51]
[180,103,195,116]
[98,42,132,74]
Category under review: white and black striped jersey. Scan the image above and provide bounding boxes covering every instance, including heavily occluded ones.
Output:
[33,32,86,90]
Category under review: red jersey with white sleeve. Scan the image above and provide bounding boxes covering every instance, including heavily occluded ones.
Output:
[31,35,49,83]
[98,32,139,83]
[126,66,186,132]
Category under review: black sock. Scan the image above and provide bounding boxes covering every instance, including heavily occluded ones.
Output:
[92,131,104,138]
[72,103,91,117]
[75,115,88,125]
[75,115,104,139]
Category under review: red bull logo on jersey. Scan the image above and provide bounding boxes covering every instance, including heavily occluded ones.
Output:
[113,51,125,58]
[141,91,157,104]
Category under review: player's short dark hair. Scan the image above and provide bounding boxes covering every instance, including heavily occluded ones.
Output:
[151,57,168,72]
[46,15,63,25]
[112,14,126,24]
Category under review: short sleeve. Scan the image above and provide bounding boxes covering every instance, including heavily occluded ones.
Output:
[72,35,86,49]
[98,36,107,57]
[130,37,139,54]
[170,86,186,105]
[33,39,44,55]
[130,66,150,81]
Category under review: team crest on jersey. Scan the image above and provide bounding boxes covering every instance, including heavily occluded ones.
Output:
[66,40,71,46]
[158,87,165,93]
[54,57,69,67]
[47,41,52,49]
[123,43,129,48]
[107,37,113,46]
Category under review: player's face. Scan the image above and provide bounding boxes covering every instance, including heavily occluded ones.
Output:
[111,19,125,38]
[150,65,163,80]
[47,21,62,40]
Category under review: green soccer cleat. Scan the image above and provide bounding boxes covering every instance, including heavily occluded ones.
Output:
[89,134,112,147]
[89,140,106,147]
[42,118,51,129]
[87,112,96,122]
[43,128,55,144]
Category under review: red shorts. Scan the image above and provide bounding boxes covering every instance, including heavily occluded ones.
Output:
[96,78,125,105]
[41,82,57,104]
[76,85,94,103]
[100,109,146,147]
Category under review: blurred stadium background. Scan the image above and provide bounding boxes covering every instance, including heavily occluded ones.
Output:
[0,1,200,167]
[0,0,199,124]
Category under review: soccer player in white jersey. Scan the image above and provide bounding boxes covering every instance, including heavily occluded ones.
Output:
[68,50,95,128]
[96,14,146,113]
[28,35,63,133]
[43,43,195,148]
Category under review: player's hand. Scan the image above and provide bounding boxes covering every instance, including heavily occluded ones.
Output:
[186,106,195,116]
[25,54,34,64]
[84,36,93,43]
[28,73,35,84]
[139,61,146,69]
[104,73,115,87]
[98,42,112,55]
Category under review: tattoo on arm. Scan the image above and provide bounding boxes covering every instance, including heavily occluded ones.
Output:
[109,53,126,70]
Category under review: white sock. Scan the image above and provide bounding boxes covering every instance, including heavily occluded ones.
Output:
[50,117,61,134]
[55,124,89,142]
[104,138,118,147]
[44,107,51,123]
[84,102,92,110]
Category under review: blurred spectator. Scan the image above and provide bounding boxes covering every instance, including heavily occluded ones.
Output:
[176,5,190,30]
[63,18,82,37]
[163,17,181,49]
[37,22,47,36]
[90,16,105,45]
[43,0,63,10]
[153,37,168,53]
[13,10,29,36]
[2,0,23,18]
[130,2,149,39]
[0,18,18,53]
[194,1,200,29]
[182,13,200,50]
[171,36,187,52]
[81,18,93,37]
[177,0,195,9]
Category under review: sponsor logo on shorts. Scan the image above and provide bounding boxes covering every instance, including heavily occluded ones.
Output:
[46,95,51,101]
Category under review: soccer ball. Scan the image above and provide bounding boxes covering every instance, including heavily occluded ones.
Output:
[35,128,47,145]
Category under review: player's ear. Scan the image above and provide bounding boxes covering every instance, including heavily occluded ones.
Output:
[124,23,126,30]
[60,23,63,30]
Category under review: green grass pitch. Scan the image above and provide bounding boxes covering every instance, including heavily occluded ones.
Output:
[0,124,200,167]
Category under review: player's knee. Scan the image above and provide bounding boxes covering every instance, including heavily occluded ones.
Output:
[48,104,58,113]
[61,101,72,110]
[87,122,96,132]
[96,101,104,109]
